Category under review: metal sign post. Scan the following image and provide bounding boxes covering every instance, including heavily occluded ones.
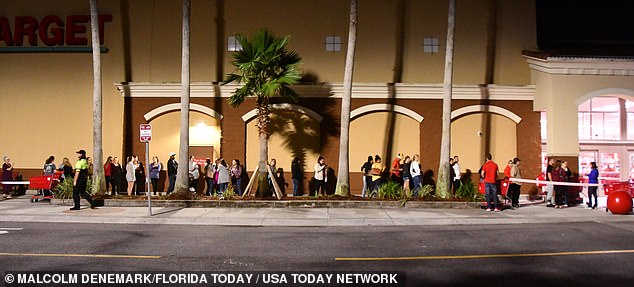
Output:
[140,124,153,216]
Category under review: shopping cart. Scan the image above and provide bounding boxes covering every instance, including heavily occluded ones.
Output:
[478,179,511,209]
[29,171,63,202]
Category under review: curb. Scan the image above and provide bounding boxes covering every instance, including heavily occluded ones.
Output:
[50,198,482,209]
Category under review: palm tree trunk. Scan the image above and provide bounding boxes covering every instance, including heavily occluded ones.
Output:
[256,97,271,197]
[335,0,357,197]
[437,0,456,199]
[89,0,105,194]
[175,0,191,193]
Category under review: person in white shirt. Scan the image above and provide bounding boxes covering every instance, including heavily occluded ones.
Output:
[452,155,461,194]
[314,156,327,196]
[410,154,422,196]
[188,156,200,192]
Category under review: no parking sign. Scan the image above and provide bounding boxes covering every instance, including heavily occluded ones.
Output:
[140,124,152,142]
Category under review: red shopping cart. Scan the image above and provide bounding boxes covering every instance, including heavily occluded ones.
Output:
[29,171,63,202]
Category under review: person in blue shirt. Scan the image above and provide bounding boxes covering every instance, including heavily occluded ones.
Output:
[587,162,599,209]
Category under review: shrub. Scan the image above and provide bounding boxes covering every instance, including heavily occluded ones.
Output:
[455,181,483,202]
[53,177,94,199]
[419,184,435,198]
[378,181,403,199]
[221,184,236,200]
[53,178,73,199]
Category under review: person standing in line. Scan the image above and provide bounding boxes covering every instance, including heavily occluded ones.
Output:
[2,156,14,199]
[167,152,177,194]
[70,150,95,210]
[587,161,599,209]
[104,156,113,194]
[361,156,373,198]
[216,159,230,198]
[43,156,56,176]
[149,156,162,196]
[135,158,145,195]
[452,155,461,194]
[314,156,327,196]
[390,153,403,183]
[125,156,136,196]
[291,157,302,197]
[449,158,456,193]
[551,160,564,208]
[188,156,200,192]
[213,159,221,195]
[231,159,243,196]
[509,158,522,209]
[42,156,56,196]
[204,158,215,196]
[555,160,572,208]
[59,157,74,181]
[402,156,412,195]
[480,153,500,212]
[410,154,422,196]
[503,160,513,179]
[371,155,385,195]
[268,158,277,190]
[111,157,121,195]
[86,157,94,177]
[545,157,556,207]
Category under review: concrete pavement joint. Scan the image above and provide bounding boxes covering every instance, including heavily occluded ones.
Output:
[334,249,634,261]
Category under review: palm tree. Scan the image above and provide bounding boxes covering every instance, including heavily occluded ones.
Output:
[175,0,191,194]
[335,0,358,197]
[223,30,302,197]
[437,0,456,199]
[89,0,105,194]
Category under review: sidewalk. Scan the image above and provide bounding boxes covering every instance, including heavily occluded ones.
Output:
[0,195,632,227]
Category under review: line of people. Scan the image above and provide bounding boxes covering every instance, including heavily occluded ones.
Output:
[360,153,438,198]
[544,157,583,209]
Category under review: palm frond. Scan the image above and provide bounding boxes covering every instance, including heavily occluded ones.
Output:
[225,29,303,107]
[222,73,242,85]
[279,86,300,103]
[227,85,251,107]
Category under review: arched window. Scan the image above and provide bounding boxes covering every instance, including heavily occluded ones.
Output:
[578,97,621,140]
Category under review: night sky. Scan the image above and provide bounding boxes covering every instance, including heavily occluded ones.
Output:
[536,0,634,55]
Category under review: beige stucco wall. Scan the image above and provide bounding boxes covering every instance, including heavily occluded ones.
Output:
[349,112,420,169]
[245,111,321,172]
[532,71,634,156]
[451,113,517,172]
[0,0,538,170]
[0,0,124,168]
[492,0,536,84]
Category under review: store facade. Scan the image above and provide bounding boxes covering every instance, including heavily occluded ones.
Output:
[12,0,626,195]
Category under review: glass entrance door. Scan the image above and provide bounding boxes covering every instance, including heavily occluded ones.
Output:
[579,151,597,175]
[599,152,620,179]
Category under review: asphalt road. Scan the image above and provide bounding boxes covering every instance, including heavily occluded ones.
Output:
[1,222,634,287]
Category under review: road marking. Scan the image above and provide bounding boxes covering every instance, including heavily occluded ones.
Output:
[335,249,634,261]
[0,228,23,231]
[0,231,7,235]
[0,253,161,259]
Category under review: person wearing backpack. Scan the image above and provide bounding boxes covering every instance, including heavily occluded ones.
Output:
[42,156,56,196]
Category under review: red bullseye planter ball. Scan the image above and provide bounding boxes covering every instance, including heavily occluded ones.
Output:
[607,191,633,215]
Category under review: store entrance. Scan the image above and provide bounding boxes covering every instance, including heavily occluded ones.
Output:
[579,146,634,181]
